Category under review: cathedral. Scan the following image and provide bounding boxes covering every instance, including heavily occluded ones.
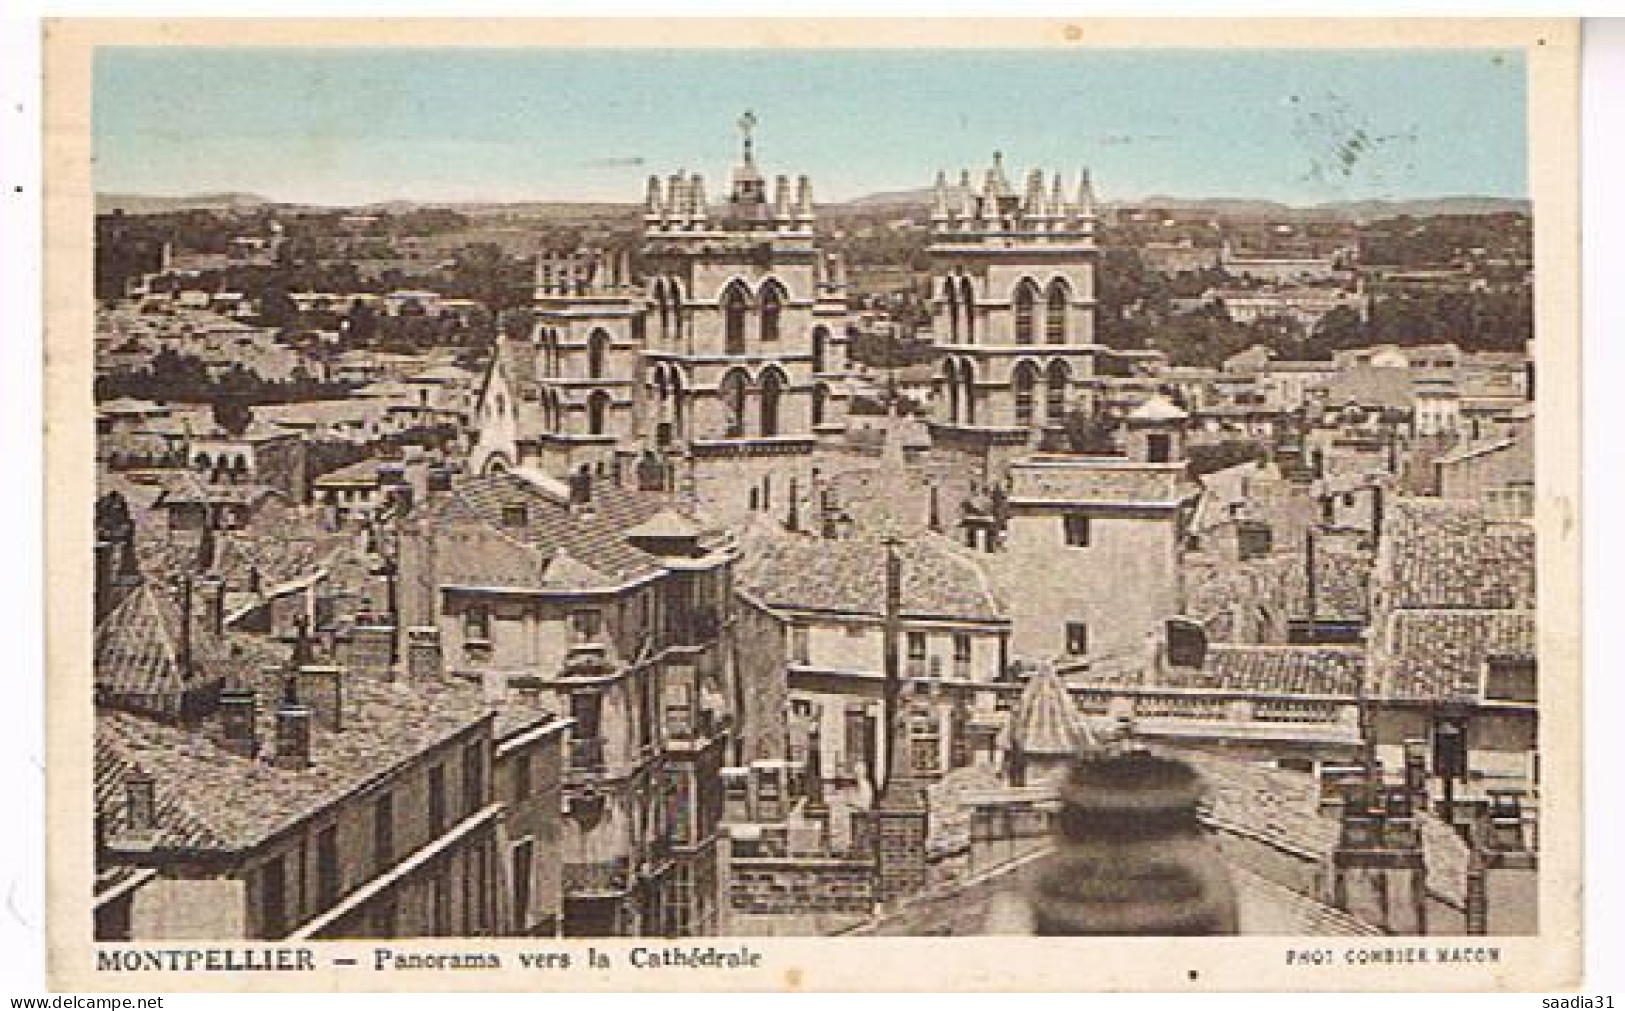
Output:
[926,154,1108,477]
[471,113,852,522]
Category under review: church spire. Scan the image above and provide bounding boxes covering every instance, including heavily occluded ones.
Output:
[1076,167,1097,219]
[773,174,793,222]
[931,170,951,225]
[795,174,815,225]
[689,173,708,225]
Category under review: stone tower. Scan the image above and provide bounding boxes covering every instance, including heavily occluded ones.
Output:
[637,113,846,520]
[927,156,1102,473]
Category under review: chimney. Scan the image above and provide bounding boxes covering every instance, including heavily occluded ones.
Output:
[273,703,313,770]
[1029,750,1238,935]
[198,576,226,636]
[1165,618,1208,670]
[124,774,157,835]
[296,665,344,732]
[406,626,443,680]
[217,688,259,758]
[177,576,195,681]
[569,466,593,509]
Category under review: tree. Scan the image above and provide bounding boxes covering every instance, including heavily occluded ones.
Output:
[1304,305,1365,359]
[212,400,254,437]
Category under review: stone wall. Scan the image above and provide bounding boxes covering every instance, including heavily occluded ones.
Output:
[728,857,874,915]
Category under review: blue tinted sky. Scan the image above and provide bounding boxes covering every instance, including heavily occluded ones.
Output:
[94,47,1527,205]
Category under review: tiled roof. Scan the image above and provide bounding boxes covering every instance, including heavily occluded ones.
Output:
[1008,667,1095,756]
[735,528,1006,622]
[427,471,724,592]
[94,583,259,720]
[1374,609,1535,701]
[1008,460,1198,507]
[1201,645,1365,696]
[154,472,285,509]
[1074,644,1365,698]
[96,672,499,855]
[1378,498,1535,610]
[1324,366,1414,410]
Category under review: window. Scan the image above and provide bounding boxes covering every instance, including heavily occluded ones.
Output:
[953,633,972,679]
[570,609,602,644]
[512,838,535,928]
[722,282,750,355]
[315,826,340,908]
[759,283,784,342]
[372,791,394,870]
[587,390,611,436]
[1063,513,1092,547]
[1066,622,1089,657]
[789,624,811,665]
[428,764,447,834]
[759,369,784,437]
[1013,280,1037,344]
[430,872,451,935]
[464,604,491,643]
[587,330,610,379]
[1147,433,1173,464]
[259,856,288,939]
[501,504,527,528]
[907,631,927,678]
[1045,280,1069,344]
[462,740,486,814]
[513,752,532,802]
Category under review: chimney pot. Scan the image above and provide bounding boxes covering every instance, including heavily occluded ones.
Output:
[273,703,313,770]
[125,774,157,834]
[217,688,259,758]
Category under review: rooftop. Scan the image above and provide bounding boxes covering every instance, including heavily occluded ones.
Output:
[735,528,1005,623]
[97,672,509,856]
[426,471,728,593]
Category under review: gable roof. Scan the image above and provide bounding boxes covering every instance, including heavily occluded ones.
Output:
[735,528,1006,623]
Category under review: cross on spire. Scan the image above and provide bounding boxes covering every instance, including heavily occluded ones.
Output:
[738,109,758,163]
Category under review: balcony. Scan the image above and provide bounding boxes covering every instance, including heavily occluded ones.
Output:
[562,857,630,897]
[663,606,722,651]
[568,737,606,774]
[561,643,615,679]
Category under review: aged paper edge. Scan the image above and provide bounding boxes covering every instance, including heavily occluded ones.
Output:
[42,17,1584,992]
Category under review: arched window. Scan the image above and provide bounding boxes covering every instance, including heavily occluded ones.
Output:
[722,281,751,355]
[1045,359,1071,423]
[958,276,976,341]
[811,325,829,375]
[942,360,961,423]
[670,368,687,433]
[588,329,610,379]
[1012,361,1038,426]
[652,279,670,340]
[720,368,751,438]
[587,390,611,436]
[1013,278,1039,345]
[944,277,960,343]
[960,357,978,424]
[1046,279,1069,345]
[759,280,786,343]
[812,382,829,427]
[759,367,786,437]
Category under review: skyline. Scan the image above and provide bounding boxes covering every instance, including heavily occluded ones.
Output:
[94,47,1529,207]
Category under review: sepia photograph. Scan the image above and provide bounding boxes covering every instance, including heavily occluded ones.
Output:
[40,18,1583,991]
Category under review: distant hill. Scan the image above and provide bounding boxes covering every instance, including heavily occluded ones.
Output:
[97,192,273,215]
[97,189,1530,222]
[841,188,1529,221]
